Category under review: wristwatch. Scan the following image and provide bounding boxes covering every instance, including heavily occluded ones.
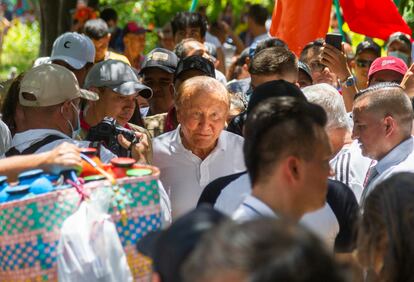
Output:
[340,75,356,88]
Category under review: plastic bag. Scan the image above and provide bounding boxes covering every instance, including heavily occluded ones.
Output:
[57,188,133,282]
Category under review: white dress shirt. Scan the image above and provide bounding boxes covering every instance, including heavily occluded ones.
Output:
[219,173,339,250]
[153,125,246,219]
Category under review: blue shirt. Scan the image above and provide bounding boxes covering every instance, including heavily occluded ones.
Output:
[364,136,414,199]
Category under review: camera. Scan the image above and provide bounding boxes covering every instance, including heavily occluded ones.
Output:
[86,117,137,157]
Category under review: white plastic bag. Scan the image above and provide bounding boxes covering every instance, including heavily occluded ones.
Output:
[57,188,133,282]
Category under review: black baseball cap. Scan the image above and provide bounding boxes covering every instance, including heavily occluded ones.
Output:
[247,80,307,113]
[174,55,216,82]
[136,206,228,282]
[298,61,313,82]
[140,48,179,74]
[356,40,381,57]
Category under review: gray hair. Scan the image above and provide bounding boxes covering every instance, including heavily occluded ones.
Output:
[302,83,350,130]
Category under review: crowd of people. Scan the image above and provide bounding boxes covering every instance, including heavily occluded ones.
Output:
[2,3,414,282]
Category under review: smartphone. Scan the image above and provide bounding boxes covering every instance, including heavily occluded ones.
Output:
[325,33,342,50]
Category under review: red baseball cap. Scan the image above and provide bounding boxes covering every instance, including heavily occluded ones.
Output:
[124,21,150,34]
[368,56,408,81]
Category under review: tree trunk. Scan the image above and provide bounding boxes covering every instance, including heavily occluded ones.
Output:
[39,0,77,57]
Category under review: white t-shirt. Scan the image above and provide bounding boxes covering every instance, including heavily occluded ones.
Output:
[153,125,246,220]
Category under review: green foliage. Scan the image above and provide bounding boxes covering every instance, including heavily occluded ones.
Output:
[399,0,414,37]
[1,19,40,79]
[98,0,272,52]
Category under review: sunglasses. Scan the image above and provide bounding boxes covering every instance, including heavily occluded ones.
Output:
[356,59,374,68]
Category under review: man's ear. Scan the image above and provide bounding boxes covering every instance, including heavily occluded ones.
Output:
[284,156,301,184]
[169,83,176,98]
[60,100,72,119]
[384,116,396,137]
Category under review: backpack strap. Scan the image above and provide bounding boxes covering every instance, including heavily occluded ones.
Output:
[5,135,64,157]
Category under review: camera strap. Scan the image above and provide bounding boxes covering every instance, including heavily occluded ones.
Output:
[5,135,64,157]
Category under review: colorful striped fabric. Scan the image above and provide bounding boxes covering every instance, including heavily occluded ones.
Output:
[0,165,161,281]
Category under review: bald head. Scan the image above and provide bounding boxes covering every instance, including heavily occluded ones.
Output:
[175,76,229,111]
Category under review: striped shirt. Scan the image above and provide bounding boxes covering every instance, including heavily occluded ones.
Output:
[330,140,371,204]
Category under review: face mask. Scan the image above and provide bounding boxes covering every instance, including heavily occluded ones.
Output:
[70,102,81,139]
[108,26,116,34]
[388,51,411,66]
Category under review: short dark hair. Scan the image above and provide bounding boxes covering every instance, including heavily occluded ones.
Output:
[354,83,413,137]
[84,18,108,39]
[300,39,324,65]
[183,218,346,282]
[244,96,327,184]
[248,4,269,26]
[249,46,298,77]
[100,8,118,22]
[254,37,288,55]
[171,12,207,38]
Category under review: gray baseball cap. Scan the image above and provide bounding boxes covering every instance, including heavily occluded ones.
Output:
[84,59,153,99]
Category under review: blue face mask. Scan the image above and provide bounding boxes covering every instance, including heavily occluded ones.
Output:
[388,50,411,66]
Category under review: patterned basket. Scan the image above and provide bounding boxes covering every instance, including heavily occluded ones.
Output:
[0,165,161,281]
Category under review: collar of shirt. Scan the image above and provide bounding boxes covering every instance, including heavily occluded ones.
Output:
[376,136,414,175]
[242,194,277,218]
[11,129,70,151]
[169,125,227,156]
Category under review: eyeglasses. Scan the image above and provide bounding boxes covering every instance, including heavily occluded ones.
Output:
[356,59,374,68]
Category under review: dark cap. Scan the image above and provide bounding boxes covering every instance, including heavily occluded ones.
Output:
[84,59,153,99]
[247,80,307,113]
[387,31,411,50]
[123,21,150,35]
[174,55,216,81]
[298,61,313,82]
[140,48,178,74]
[137,206,227,282]
[356,40,381,57]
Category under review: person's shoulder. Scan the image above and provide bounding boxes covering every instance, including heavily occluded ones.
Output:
[127,122,148,134]
[107,52,131,65]
[221,130,244,144]
[153,129,176,148]
[327,179,358,204]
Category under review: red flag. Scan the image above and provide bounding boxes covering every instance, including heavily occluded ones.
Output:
[269,0,332,56]
[340,0,411,40]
